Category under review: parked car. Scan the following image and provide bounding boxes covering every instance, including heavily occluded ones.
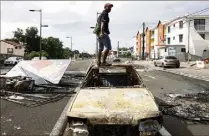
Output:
[32,56,47,60]
[113,57,121,62]
[154,56,180,68]
[4,57,23,66]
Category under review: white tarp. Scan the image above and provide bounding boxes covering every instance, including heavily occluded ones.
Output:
[6,60,71,85]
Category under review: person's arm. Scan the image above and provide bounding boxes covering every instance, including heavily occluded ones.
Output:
[100,12,107,36]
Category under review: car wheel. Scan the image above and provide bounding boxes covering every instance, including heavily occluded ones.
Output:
[154,62,157,67]
[4,64,8,67]
[14,62,17,65]
[176,64,180,68]
[162,63,165,68]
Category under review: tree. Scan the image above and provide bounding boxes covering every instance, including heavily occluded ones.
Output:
[62,47,71,59]
[41,37,64,59]
[73,50,79,54]
[24,27,40,53]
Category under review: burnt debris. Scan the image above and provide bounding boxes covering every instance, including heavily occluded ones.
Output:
[0,72,85,107]
[160,92,209,124]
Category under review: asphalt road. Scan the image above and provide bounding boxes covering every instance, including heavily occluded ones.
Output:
[1,59,208,136]
[0,59,93,136]
[137,69,209,136]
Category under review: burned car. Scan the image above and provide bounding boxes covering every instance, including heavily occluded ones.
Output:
[66,64,163,136]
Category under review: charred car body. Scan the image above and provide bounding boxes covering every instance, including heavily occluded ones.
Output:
[66,64,163,136]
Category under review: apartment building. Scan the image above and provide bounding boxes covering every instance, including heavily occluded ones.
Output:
[135,31,142,56]
[135,15,209,61]
[164,15,209,60]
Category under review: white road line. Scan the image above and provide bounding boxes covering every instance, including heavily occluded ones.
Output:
[159,126,172,136]
[144,75,156,79]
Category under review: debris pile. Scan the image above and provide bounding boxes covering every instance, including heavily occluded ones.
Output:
[0,60,86,107]
[161,92,209,124]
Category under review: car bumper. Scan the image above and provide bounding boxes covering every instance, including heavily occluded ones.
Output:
[164,62,179,67]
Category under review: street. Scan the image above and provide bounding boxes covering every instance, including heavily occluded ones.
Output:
[1,59,209,136]
[0,59,92,136]
[138,69,209,136]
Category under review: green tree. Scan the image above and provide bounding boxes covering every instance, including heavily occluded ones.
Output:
[41,37,64,59]
[24,27,40,53]
[62,47,71,59]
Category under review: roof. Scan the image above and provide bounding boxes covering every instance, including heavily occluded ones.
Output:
[1,40,23,47]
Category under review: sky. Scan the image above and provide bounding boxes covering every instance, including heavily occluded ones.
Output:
[1,1,209,53]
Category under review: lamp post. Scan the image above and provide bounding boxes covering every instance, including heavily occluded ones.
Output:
[29,9,48,60]
[66,36,73,60]
[90,12,101,58]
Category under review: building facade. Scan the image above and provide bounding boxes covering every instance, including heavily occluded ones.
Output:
[0,40,25,64]
[135,15,209,61]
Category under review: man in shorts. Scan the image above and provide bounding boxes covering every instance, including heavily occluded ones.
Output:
[96,3,113,66]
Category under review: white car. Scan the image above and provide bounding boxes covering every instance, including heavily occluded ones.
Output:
[32,56,47,60]
[4,57,23,66]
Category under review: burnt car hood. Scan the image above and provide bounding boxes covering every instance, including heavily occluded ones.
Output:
[67,88,161,125]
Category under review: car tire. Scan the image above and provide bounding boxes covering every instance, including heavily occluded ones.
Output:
[162,63,165,68]
[176,64,180,68]
[4,64,8,67]
[154,62,157,67]
[14,62,17,66]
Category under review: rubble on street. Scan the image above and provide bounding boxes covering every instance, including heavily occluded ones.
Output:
[161,92,209,124]
[0,60,86,107]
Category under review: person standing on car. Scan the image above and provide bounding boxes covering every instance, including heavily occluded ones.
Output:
[94,3,113,66]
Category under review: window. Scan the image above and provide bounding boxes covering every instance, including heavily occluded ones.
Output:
[167,37,171,44]
[173,24,175,27]
[179,34,183,43]
[194,19,205,31]
[165,48,167,52]
[181,48,186,52]
[179,21,183,29]
[200,34,205,39]
[173,37,175,40]
[168,26,170,33]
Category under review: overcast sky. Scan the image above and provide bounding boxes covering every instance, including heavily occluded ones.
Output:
[1,1,209,53]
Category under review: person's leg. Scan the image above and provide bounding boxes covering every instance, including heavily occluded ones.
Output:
[97,38,104,66]
[101,34,112,65]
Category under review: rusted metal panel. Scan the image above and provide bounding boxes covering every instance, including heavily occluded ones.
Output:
[67,88,160,125]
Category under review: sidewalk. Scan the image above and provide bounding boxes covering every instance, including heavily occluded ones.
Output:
[134,61,209,82]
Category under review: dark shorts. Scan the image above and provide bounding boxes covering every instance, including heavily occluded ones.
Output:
[97,34,112,51]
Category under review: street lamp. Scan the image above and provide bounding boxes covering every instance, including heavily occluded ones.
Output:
[29,9,48,60]
[66,36,73,60]
[90,12,101,58]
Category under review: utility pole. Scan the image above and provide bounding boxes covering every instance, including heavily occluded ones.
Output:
[96,12,101,58]
[187,19,190,63]
[29,9,48,60]
[142,22,145,60]
[117,41,119,57]
[66,36,73,60]
[39,9,42,60]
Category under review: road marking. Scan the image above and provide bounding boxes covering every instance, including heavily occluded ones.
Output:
[144,75,156,79]
[159,126,172,136]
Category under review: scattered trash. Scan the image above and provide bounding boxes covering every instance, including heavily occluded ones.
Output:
[161,92,209,124]
[14,126,21,130]
[9,95,24,100]
[6,118,12,122]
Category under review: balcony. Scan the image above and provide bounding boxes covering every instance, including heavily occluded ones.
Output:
[194,25,206,31]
